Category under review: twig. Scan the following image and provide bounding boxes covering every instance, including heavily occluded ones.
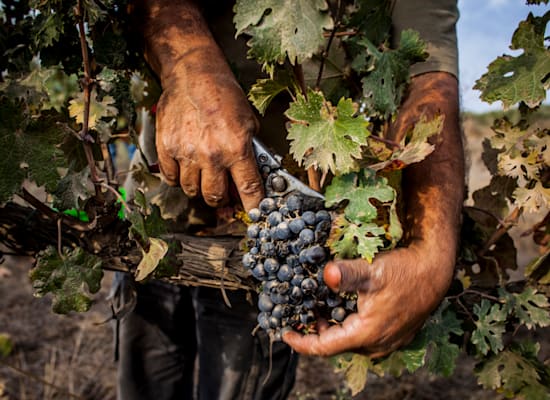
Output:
[315,0,344,89]
[368,134,402,149]
[479,207,521,257]
[75,0,104,201]
[100,182,133,213]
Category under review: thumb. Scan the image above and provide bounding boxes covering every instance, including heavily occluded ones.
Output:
[324,258,372,293]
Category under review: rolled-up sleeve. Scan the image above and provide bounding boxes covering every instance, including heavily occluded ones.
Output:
[391,0,459,78]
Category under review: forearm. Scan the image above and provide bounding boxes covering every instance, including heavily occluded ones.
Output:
[401,72,465,270]
[129,0,230,86]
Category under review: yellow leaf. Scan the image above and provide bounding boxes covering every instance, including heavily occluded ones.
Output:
[135,237,169,281]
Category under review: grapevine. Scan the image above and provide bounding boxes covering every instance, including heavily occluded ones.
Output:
[0,0,549,399]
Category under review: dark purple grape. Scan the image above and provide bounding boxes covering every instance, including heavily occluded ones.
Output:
[289,218,305,234]
[286,194,303,212]
[299,228,315,245]
[286,255,300,269]
[315,209,331,223]
[242,253,256,269]
[247,223,261,239]
[272,304,291,319]
[258,293,274,312]
[259,197,277,214]
[300,310,315,324]
[302,211,316,226]
[274,221,291,240]
[301,278,318,295]
[259,229,272,242]
[345,298,357,311]
[269,315,281,328]
[277,264,293,281]
[289,239,305,255]
[260,242,276,257]
[249,246,259,255]
[252,263,266,280]
[306,245,326,264]
[268,211,283,228]
[248,208,261,222]
[302,296,316,310]
[270,292,290,305]
[289,286,303,303]
[279,205,290,216]
[326,295,343,308]
[331,307,346,322]
[257,312,271,330]
[264,257,280,274]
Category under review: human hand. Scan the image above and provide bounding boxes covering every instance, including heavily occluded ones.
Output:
[155,61,264,210]
[283,72,465,357]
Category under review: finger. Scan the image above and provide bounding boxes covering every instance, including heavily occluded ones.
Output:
[157,148,180,187]
[178,159,201,198]
[229,157,264,211]
[201,167,228,207]
[324,259,373,293]
[282,313,366,356]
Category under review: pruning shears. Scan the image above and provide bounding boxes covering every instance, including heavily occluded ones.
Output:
[252,137,324,201]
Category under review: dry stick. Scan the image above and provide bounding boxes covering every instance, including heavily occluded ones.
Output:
[479,207,521,257]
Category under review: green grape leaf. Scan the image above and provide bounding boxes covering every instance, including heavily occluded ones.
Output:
[0,333,13,358]
[359,29,427,118]
[248,73,294,115]
[335,353,372,396]
[421,302,463,377]
[234,0,333,65]
[135,237,169,281]
[325,170,396,224]
[33,11,64,48]
[53,167,93,210]
[68,90,118,129]
[29,246,103,314]
[373,335,427,377]
[286,90,370,174]
[329,215,385,262]
[524,248,550,283]
[471,299,507,355]
[499,287,550,329]
[474,12,550,109]
[0,100,68,203]
[476,344,550,399]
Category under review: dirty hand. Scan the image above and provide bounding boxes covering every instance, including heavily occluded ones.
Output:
[283,72,464,357]
[155,62,263,210]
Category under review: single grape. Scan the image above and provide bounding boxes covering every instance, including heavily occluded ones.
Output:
[289,239,305,255]
[289,286,303,303]
[276,264,293,281]
[252,263,266,280]
[267,211,283,227]
[326,295,343,308]
[259,197,277,214]
[257,312,271,330]
[301,277,318,295]
[270,292,290,305]
[298,228,315,245]
[242,253,256,269]
[302,210,316,226]
[259,229,272,242]
[345,298,357,311]
[248,208,261,222]
[279,205,290,217]
[264,257,280,274]
[302,296,316,310]
[300,310,315,324]
[286,193,303,212]
[306,245,326,264]
[246,223,261,239]
[274,221,291,240]
[258,293,274,312]
[260,242,276,257]
[288,218,305,234]
[272,304,291,319]
[331,307,346,322]
[291,273,305,287]
[315,209,331,223]
[249,246,259,255]
[269,315,281,329]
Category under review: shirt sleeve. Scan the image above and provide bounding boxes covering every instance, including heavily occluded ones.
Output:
[391,0,459,78]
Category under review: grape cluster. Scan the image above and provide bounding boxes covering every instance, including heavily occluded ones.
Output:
[242,193,357,340]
